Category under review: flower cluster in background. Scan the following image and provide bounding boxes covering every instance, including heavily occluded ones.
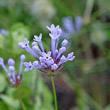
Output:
[30,0,56,27]
[0,29,8,36]
[0,55,25,87]
[18,24,75,74]
[62,16,83,38]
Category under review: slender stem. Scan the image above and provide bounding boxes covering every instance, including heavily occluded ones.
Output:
[50,74,58,110]
[83,0,94,24]
[17,89,26,110]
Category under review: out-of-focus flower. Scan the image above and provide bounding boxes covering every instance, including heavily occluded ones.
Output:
[0,55,25,87]
[62,16,83,38]
[0,29,8,36]
[0,0,15,7]
[30,0,56,27]
[18,24,75,75]
[90,23,107,45]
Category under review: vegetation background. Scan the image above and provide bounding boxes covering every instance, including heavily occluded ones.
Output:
[0,0,110,110]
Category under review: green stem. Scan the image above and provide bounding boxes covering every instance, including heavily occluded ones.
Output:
[51,74,58,110]
[17,89,26,110]
[84,0,94,24]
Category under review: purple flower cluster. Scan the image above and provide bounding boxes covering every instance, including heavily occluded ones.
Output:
[0,55,25,87]
[62,16,83,38]
[0,29,8,36]
[18,24,75,74]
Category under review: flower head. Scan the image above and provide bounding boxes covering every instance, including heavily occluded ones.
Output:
[18,24,75,75]
[0,55,25,87]
[24,62,33,72]
[18,38,29,49]
[0,29,8,36]
[47,24,62,39]
[33,33,42,42]
[62,16,83,38]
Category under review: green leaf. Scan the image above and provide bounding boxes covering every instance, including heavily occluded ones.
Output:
[90,22,107,45]
[0,95,20,109]
[34,76,53,110]
[105,105,110,110]
[0,101,9,110]
[0,74,7,92]
[0,34,3,48]
[10,22,30,54]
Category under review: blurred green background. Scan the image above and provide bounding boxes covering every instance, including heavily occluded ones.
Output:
[0,0,110,110]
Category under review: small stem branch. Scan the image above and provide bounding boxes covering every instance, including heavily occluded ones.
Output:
[17,89,26,110]
[50,74,58,110]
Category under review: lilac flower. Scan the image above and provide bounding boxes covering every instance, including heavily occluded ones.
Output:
[0,29,8,36]
[47,24,62,57]
[62,16,83,38]
[33,34,44,52]
[18,38,39,59]
[24,62,33,72]
[18,24,75,74]
[75,16,83,31]
[0,55,25,87]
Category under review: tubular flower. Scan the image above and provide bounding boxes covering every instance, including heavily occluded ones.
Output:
[18,24,75,74]
[0,55,25,87]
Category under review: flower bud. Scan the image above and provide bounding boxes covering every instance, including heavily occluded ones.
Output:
[8,58,15,66]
